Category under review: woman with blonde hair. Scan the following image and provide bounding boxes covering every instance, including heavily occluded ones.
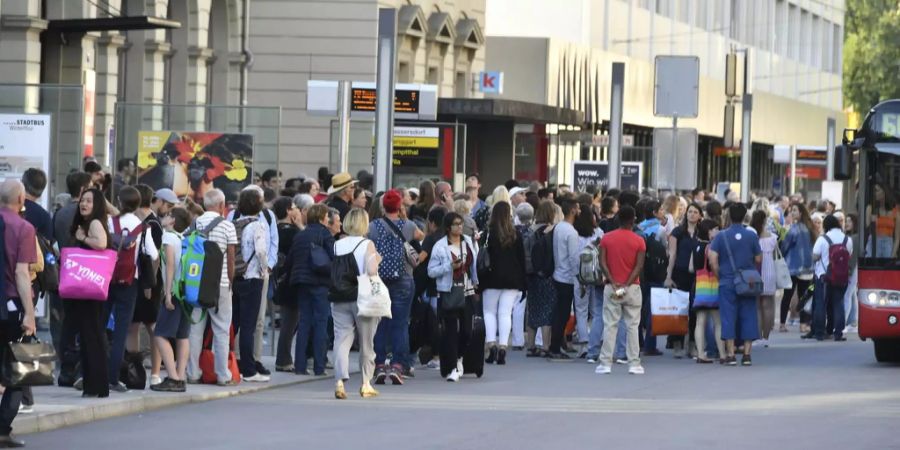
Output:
[453,198,478,241]
[331,208,383,398]
[524,200,559,357]
[661,194,681,235]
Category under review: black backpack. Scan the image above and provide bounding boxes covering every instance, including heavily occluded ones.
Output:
[530,224,555,278]
[643,232,669,284]
[34,233,59,295]
[328,239,368,303]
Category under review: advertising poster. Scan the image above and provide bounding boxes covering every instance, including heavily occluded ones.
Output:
[0,114,52,208]
[137,131,253,203]
[570,161,643,193]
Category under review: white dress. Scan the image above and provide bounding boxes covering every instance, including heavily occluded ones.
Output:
[759,235,777,296]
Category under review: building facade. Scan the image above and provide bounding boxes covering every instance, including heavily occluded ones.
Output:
[248,0,487,178]
[485,0,846,195]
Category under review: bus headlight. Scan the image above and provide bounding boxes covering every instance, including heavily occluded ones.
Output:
[861,289,900,307]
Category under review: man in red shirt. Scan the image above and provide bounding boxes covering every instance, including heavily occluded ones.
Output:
[596,205,645,375]
[0,179,37,447]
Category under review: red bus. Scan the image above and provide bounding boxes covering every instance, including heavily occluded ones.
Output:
[837,99,900,362]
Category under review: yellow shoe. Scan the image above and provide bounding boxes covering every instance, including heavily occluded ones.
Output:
[334,381,347,400]
[360,384,379,398]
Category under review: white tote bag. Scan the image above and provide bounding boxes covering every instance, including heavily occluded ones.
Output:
[774,245,793,289]
[650,287,690,336]
[357,252,392,318]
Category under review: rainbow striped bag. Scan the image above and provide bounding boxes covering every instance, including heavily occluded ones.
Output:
[694,247,719,308]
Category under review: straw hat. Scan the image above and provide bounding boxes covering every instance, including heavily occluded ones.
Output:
[327,172,357,195]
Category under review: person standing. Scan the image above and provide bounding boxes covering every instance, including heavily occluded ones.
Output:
[186,189,238,386]
[524,201,558,357]
[638,200,668,356]
[479,201,526,365]
[751,210,778,346]
[843,214,860,334]
[595,205,645,375]
[326,173,357,221]
[273,197,302,372]
[105,186,158,392]
[231,188,270,382]
[369,190,419,384]
[287,204,334,376]
[0,180,38,448]
[663,203,702,358]
[331,208,383,398]
[548,199,581,361]
[693,219,727,363]
[129,184,164,386]
[779,203,816,332]
[572,201,603,357]
[708,203,762,366]
[809,215,853,341]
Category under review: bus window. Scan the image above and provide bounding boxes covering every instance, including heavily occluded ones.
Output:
[863,152,900,262]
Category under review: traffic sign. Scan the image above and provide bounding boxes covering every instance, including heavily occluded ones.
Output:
[654,56,700,118]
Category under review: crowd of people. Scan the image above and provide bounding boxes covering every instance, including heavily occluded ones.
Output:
[0,158,869,447]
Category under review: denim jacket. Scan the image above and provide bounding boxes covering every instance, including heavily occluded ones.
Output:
[780,223,813,276]
[428,235,479,293]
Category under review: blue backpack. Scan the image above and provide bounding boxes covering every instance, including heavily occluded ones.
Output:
[178,217,225,310]
[373,218,406,281]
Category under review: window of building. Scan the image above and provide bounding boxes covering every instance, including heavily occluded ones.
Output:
[398,61,412,83]
[821,18,831,71]
[800,9,811,65]
[638,0,652,10]
[811,14,822,69]
[694,0,708,29]
[427,66,439,85]
[455,71,467,98]
[655,0,672,18]
[832,24,842,74]
[775,0,787,56]
[677,0,690,23]
[712,0,725,34]
[730,0,740,41]
[789,4,799,60]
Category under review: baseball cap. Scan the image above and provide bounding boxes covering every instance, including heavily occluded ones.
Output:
[154,188,179,205]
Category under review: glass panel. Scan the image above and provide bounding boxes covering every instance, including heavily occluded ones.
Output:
[0,84,85,203]
[861,150,900,265]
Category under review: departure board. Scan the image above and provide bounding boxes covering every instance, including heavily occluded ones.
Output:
[351,88,420,114]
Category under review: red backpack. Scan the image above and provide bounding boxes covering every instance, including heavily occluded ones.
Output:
[111,216,144,285]
[824,235,850,287]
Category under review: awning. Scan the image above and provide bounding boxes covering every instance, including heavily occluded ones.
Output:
[46,16,181,33]
[438,98,584,126]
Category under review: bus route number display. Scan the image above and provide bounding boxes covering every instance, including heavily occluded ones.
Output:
[351,88,420,114]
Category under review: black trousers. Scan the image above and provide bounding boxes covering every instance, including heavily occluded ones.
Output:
[65,300,109,396]
[0,314,23,436]
[780,276,812,325]
[439,297,474,377]
[275,300,299,368]
[550,282,574,354]
[55,292,82,385]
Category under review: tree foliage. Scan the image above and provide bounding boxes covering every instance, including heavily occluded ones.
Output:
[843,0,900,113]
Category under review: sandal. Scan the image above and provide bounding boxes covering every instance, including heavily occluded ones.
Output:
[526,348,542,358]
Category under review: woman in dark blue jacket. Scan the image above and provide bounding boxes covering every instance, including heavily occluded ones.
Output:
[285,204,335,375]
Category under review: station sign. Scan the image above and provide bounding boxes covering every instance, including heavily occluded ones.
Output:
[392,126,440,168]
[477,71,504,94]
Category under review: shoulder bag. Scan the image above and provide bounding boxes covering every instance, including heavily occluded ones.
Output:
[722,232,763,297]
[383,219,419,269]
[773,242,793,289]
[440,238,466,311]
[1,335,55,387]
[357,252,393,318]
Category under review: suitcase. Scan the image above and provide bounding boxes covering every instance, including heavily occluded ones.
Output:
[463,312,486,378]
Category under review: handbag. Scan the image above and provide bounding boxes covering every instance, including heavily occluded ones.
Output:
[722,233,763,297]
[773,244,793,289]
[59,247,118,300]
[309,240,331,275]
[119,351,147,390]
[383,219,419,269]
[1,336,56,387]
[440,239,467,311]
[694,248,719,308]
[476,231,491,279]
[357,273,392,318]
[650,287,690,336]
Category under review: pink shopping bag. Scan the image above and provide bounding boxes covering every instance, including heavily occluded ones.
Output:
[58,248,118,301]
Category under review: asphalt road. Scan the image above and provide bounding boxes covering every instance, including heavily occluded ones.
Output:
[25,330,899,450]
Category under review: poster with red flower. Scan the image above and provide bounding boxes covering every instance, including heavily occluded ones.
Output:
[137,131,253,203]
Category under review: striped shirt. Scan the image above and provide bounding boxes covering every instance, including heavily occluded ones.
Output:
[195,212,238,286]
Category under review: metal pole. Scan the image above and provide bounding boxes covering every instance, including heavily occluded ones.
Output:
[739,50,752,202]
[608,62,625,190]
[337,80,351,173]
[671,115,678,192]
[373,8,397,193]
[789,144,797,195]
[826,117,836,181]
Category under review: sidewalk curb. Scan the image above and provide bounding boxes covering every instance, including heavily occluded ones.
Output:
[17,374,332,435]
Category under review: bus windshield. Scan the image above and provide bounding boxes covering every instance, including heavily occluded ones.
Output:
[861,149,900,268]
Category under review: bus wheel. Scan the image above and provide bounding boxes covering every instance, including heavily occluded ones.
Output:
[873,339,900,363]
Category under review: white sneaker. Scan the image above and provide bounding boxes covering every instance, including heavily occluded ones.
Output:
[446,369,460,382]
[242,373,270,383]
[586,356,598,363]
[628,365,645,375]
[150,375,163,386]
[615,358,628,365]
[18,404,33,414]
[595,364,611,374]
[456,358,464,375]
[844,325,858,334]
[426,359,440,370]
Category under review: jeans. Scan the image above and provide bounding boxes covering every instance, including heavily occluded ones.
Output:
[511,293,526,347]
[573,284,593,344]
[813,277,847,339]
[104,283,138,383]
[719,280,760,342]
[780,276,813,325]
[375,276,413,368]
[0,313,24,435]
[550,281,575,354]
[587,287,627,358]
[232,278,264,377]
[187,285,233,383]
[482,289,519,347]
[295,285,330,375]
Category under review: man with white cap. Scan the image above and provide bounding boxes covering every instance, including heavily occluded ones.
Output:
[509,187,526,225]
[326,172,357,221]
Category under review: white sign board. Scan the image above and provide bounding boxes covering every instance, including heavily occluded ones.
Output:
[570,160,643,193]
[654,56,700,118]
[652,127,698,190]
[821,181,844,210]
[0,114,52,208]
[773,145,791,164]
